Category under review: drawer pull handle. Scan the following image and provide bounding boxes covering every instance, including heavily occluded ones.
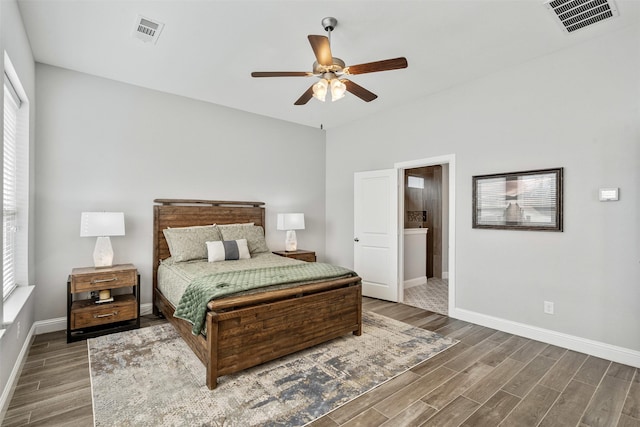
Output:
[91,277,118,284]
[94,311,118,318]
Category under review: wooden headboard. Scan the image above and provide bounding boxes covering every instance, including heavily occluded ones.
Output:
[152,199,266,297]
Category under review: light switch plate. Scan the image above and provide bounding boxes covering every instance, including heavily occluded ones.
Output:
[599,188,619,201]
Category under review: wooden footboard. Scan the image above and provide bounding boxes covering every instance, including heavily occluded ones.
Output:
[155,279,361,389]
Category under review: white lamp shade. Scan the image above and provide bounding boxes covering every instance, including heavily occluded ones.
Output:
[80,212,125,237]
[312,79,328,102]
[330,79,346,102]
[276,213,305,231]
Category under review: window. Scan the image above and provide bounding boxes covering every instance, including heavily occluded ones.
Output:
[3,74,19,300]
[3,61,28,302]
[407,175,424,189]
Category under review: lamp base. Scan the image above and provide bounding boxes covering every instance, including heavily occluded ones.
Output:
[284,230,298,252]
[93,236,114,268]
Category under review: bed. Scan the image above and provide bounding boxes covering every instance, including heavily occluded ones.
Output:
[152,199,362,389]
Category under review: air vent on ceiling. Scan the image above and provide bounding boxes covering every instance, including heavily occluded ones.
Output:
[132,15,164,44]
[544,0,619,33]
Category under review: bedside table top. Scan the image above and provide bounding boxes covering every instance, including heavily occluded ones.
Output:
[272,250,314,255]
[71,263,136,276]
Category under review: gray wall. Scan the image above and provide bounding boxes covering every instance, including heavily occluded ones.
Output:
[325,25,640,352]
[0,0,36,404]
[34,64,326,321]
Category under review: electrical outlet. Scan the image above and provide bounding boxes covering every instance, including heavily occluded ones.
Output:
[544,301,554,315]
[16,321,21,339]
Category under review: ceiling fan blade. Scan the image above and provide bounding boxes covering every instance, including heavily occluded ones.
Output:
[308,35,333,66]
[345,57,408,75]
[251,71,312,78]
[343,79,378,102]
[294,85,315,105]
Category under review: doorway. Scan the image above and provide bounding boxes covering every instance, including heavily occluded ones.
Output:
[395,155,455,316]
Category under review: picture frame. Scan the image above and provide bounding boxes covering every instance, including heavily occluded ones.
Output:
[472,167,563,231]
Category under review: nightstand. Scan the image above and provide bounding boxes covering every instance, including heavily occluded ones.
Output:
[67,263,140,343]
[272,250,316,262]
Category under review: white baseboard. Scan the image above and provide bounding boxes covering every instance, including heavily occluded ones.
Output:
[34,317,66,335]
[0,322,36,421]
[140,303,153,316]
[442,271,449,280]
[404,276,427,289]
[451,307,640,368]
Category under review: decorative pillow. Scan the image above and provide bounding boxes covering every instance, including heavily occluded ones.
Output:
[219,224,270,254]
[163,225,223,262]
[207,239,250,262]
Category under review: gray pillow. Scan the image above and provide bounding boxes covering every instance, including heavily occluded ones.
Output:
[163,224,223,262]
[206,239,251,262]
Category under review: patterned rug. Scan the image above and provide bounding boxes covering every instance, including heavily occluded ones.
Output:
[88,312,457,426]
[404,278,449,315]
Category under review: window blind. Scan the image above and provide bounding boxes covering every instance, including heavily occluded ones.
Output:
[3,74,20,300]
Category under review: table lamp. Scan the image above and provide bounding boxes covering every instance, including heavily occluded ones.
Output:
[276,213,305,252]
[80,212,125,268]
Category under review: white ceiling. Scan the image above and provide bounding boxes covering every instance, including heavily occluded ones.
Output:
[16,0,640,129]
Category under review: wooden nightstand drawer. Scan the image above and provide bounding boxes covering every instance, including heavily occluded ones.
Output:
[71,264,137,293]
[291,252,316,262]
[70,295,137,329]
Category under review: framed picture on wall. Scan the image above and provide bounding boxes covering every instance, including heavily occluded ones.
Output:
[472,168,563,231]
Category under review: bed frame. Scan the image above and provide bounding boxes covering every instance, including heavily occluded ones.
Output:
[152,199,362,389]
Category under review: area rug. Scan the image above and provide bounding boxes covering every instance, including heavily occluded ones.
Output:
[88,311,457,426]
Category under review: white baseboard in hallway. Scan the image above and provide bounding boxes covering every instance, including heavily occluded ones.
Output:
[403,276,427,288]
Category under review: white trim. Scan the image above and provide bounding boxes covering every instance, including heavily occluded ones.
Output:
[442,271,449,280]
[3,53,28,103]
[2,286,34,326]
[0,322,35,420]
[404,276,427,289]
[451,307,640,368]
[140,303,153,316]
[403,228,428,235]
[395,154,456,315]
[34,317,66,334]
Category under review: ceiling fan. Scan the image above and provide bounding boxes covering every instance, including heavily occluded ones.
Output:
[251,17,408,105]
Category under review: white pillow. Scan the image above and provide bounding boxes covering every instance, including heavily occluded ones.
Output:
[206,239,250,262]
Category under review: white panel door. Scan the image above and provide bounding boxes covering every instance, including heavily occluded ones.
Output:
[354,169,398,301]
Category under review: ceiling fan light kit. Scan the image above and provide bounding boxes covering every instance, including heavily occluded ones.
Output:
[251,17,408,105]
[312,74,346,102]
[312,78,328,101]
[330,79,346,102]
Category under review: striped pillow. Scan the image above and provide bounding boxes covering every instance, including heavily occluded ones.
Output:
[206,239,250,262]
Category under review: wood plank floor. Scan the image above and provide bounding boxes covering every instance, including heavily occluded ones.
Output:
[2,299,639,427]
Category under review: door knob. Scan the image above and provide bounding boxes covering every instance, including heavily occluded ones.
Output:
[354,238,359,242]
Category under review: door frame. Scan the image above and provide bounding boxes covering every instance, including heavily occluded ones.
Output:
[395,154,456,315]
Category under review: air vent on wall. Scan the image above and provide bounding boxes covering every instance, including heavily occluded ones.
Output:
[132,15,164,44]
[544,0,619,33]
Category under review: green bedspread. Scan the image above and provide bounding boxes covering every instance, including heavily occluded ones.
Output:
[174,262,358,335]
